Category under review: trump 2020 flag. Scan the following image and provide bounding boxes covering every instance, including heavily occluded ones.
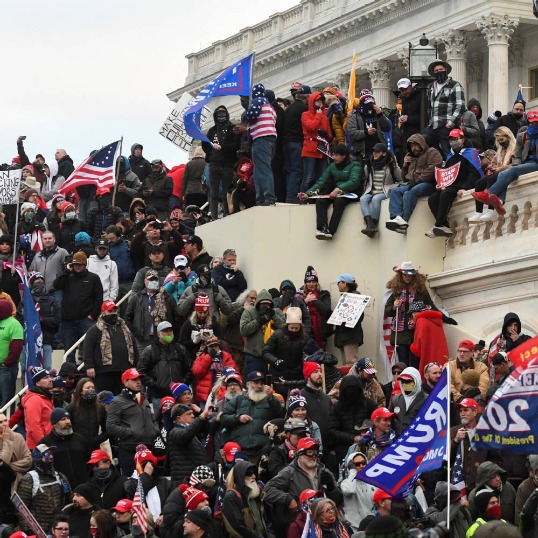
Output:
[183,54,254,143]
[23,281,43,387]
[357,369,448,498]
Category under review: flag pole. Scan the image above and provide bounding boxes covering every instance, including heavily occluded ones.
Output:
[446,362,451,532]
[12,176,22,268]
[111,136,123,207]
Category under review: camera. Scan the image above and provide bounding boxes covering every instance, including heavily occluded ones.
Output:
[265,374,274,386]
[152,220,163,230]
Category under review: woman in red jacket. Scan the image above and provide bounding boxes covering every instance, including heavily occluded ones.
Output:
[192,336,237,405]
[300,92,332,193]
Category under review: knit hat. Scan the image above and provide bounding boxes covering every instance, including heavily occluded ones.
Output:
[74,232,91,244]
[474,489,499,516]
[160,396,175,409]
[194,292,210,312]
[28,271,45,285]
[74,483,97,506]
[30,366,50,384]
[72,251,87,265]
[288,389,307,412]
[179,484,209,510]
[60,201,75,214]
[189,465,215,487]
[98,390,115,405]
[304,265,318,283]
[50,408,69,425]
[52,376,66,388]
[51,194,65,207]
[487,111,502,125]
[184,509,211,531]
[303,361,321,380]
[461,369,480,388]
[134,445,158,467]
[171,404,192,420]
[364,515,406,538]
[285,307,302,325]
[20,202,36,216]
[169,382,190,399]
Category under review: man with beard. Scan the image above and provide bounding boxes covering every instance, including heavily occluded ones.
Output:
[422,361,442,394]
[448,339,490,401]
[222,459,267,537]
[221,371,285,461]
[16,444,72,535]
[264,437,342,535]
[39,408,90,487]
[84,449,127,510]
[389,366,427,436]
[494,100,527,139]
[63,484,99,538]
[353,357,386,407]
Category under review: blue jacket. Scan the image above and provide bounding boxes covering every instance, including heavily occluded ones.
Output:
[109,238,135,283]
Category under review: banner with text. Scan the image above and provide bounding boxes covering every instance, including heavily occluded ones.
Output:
[435,162,460,189]
[0,169,22,205]
[328,293,370,328]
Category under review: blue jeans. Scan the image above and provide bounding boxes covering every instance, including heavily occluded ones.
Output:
[0,363,19,409]
[488,162,538,202]
[63,317,95,363]
[251,136,276,205]
[300,157,328,193]
[283,141,303,202]
[388,182,436,221]
[360,193,387,221]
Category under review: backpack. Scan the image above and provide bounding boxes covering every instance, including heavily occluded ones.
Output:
[28,470,66,498]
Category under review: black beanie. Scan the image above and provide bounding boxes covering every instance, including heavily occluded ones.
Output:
[365,515,408,537]
[184,509,211,531]
[475,489,498,516]
[74,483,97,506]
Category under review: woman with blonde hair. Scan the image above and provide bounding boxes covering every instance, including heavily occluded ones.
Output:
[469,126,516,223]
[310,497,351,537]
[181,145,208,208]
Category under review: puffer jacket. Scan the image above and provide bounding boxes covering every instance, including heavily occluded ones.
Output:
[401,133,443,186]
[301,92,332,158]
[109,237,136,283]
[21,388,54,449]
[389,366,427,435]
[167,417,209,484]
[262,327,307,381]
[192,349,237,403]
[305,159,363,197]
[66,398,108,449]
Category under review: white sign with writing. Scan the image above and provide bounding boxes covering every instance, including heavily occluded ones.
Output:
[328,293,371,328]
[0,169,22,204]
[435,162,460,189]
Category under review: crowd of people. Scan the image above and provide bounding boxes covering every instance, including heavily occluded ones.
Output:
[0,58,537,538]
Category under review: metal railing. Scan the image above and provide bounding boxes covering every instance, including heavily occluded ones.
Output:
[0,290,132,416]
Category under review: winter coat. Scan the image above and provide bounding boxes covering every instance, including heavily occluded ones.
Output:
[124,470,173,516]
[301,92,333,158]
[53,267,103,320]
[401,133,443,186]
[0,428,32,488]
[177,281,233,319]
[160,486,187,538]
[465,98,486,149]
[39,429,90,487]
[131,231,183,270]
[132,263,172,293]
[221,393,285,451]
[449,424,488,491]
[87,254,119,301]
[347,109,391,159]
[362,156,401,196]
[494,111,526,140]
[460,110,481,149]
[29,246,69,292]
[139,341,192,399]
[167,417,209,484]
[129,145,152,182]
[66,398,108,449]
[86,204,124,243]
[202,106,241,165]
[21,388,54,449]
[178,314,224,356]
[306,159,363,197]
[301,385,332,448]
[57,218,86,254]
[192,350,237,403]
[86,469,128,509]
[442,146,482,190]
[333,290,364,348]
[56,154,75,182]
[143,169,174,213]
[389,367,427,436]
[211,264,248,302]
[410,310,449,374]
[329,376,377,460]
[283,98,308,143]
[181,157,207,197]
[34,292,61,345]
[515,127,538,165]
[448,358,490,401]
[400,87,423,142]
[263,328,307,381]
[425,482,471,538]
[106,389,159,446]
[115,170,143,212]
[520,485,538,537]
[109,237,136,283]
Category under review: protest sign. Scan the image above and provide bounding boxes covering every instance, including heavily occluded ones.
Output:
[0,169,21,204]
[11,491,47,538]
[435,162,460,189]
[327,293,370,328]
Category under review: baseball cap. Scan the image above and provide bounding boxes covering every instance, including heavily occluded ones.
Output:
[448,128,465,139]
[371,407,395,421]
[112,499,133,513]
[299,489,321,505]
[290,81,303,91]
[174,254,189,269]
[372,489,391,504]
[222,442,241,463]
[458,340,475,351]
[87,449,112,464]
[296,84,312,95]
[96,187,110,196]
[397,77,412,89]
[157,321,173,332]
[121,368,143,383]
[96,239,109,249]
[373,142,388,153]
[491,352,508,365]
[333,273,355,284]
[101,300,117,312]
[246,371,265,382]
[357,358,377,374]
[225,372,242,385]
[185,235,203,248]
[151,159,163,166]
[145,269,159,279]
[10,532,36,538]
[456,398,478,410]
[297,437,319,452]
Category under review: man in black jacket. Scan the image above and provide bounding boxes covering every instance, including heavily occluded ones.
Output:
[53,251,103,363]
[129,143,151,183]
[84,449,127,510]
[142,160,173,220]
[85,187,123,244]
[397,78,422,145]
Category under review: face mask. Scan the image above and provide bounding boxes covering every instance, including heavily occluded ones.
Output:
[147,280,159,291]
[216,113,227,123]
[83,389,97,400]
[199,275,211,288]
[24,212,34,220]
[90,529,98,538]
[98,196,111,208]
[31,282,46,297]
[94,468,113,481]
[66,211,76,220]
[402,381,415,394]
[103,314,118,325]
[161,335,174,344]
[449,140,463,151]
[35,460,55,476]
[435,71,448,84]
[486,503,502,520]
[131,526,144,538]
[500,140,509,149]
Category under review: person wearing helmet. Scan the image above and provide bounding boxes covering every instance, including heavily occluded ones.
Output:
[267,418,310,479]
[472,109,538,215]
[426,128,482,238]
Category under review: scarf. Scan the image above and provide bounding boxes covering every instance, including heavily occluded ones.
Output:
[96,316,135,366]
[390,289,416,332]
[307,290,324,349]
[314,520,350,538]
[150,289,168,325]
[371,155,389,170]
[360,426,396,450]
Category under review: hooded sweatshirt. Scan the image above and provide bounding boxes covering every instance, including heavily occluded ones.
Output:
[402,133,444,185]
[201,105,241,165]
[301,92,332,158]
[425,482,472,538]
[389,366,427,435]
[129,143,151,182]
[502,312,531,352]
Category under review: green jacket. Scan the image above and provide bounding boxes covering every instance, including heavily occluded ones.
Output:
[306,160,363,195]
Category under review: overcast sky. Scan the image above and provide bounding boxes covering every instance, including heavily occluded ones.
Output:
[2,0,296,169]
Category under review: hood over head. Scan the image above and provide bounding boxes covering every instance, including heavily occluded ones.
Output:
[399,366,422,407]
[476,461,507,489]
[251,83,266,99]
[467,98,483,119]
[338,376,365,405]
[0,299,12,320]
[255,289,274,308]
[502,312,522,337]
[130,143,143,155]
[407,133,429,152]
[345,451,368,469]
[308,92,325,113]
[232,459,255,498]
[213,105,230,123]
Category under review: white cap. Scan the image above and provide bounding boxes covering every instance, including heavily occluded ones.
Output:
[397,78,412,89]
[157,321,173,332]
[174,254,189,269]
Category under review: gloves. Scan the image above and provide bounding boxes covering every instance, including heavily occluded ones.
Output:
[259,308,274,325]
[320,469,336,491]
[318,129,330,139]
[442,314,458,325]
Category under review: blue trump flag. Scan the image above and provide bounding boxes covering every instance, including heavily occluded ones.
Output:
[23,280,43,387]
[357,369,448,498]
[184,54,254,143]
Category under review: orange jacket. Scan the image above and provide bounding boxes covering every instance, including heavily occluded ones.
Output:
[192,350,237,403]
[22,389,54,449]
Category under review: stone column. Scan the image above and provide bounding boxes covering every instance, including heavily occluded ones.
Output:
[439,30,469,95]
[367,59,393,108]
[477,14,519,114]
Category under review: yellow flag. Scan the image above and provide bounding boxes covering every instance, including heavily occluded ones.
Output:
[346,53,357,116]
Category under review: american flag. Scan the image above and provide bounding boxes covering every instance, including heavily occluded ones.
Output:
[451,441,467,500]
[300,512,317,538]
[58,140,121,195]
[132,476,148,535]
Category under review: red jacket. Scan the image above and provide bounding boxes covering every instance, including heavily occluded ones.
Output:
[410,310,449,376]
[22,389,54,449]
[301,92,332,158]
[192,350,237,403]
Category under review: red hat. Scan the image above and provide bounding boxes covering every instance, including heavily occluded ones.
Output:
[121,368,143,383]
[87,449,111,464]
[448,128,465,139]
[290,81,303,90]
[194,292,210,312]
[222,442,241,463]
[297,437,319,452]
[101,300,117,312]
[371,407,395,421]
[179,484,209,510]
[456,398,478,410]
[458,340,475,351]
[12,156,21,165]
[527,109,538,122]
[111,499,133,513]
[96,186,110,196]
[303,362,321,380]
[60,201,76,213]
[160,396,175,409]
[372,488,391,504]
[299,488,320,505]
[10,533,36,538]
[134,447,158,467]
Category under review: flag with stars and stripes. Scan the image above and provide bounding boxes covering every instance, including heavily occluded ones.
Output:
[132,476,148,535]
[451,441,467,500]
[58,140,121,195]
